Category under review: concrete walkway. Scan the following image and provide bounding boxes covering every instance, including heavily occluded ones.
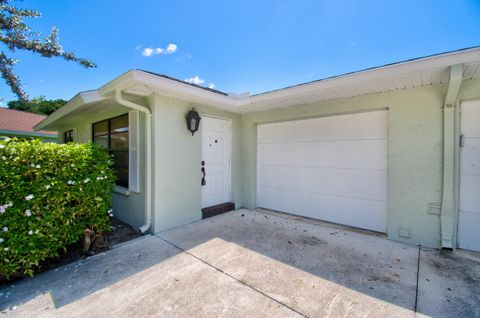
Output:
[1,209,479,317]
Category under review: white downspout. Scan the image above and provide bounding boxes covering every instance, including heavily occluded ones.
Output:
[114,90,152,234]
[440,64,463,249]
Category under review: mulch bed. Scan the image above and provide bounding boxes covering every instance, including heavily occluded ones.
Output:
[1,218,142,286]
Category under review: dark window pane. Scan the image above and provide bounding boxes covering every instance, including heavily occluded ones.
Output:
[93,120,108,136]
[111,132,128,150]
[111,115,128,133]
[111,151,129,168]
[64,130,74,143]
[115,167,129,188]
[93,135,108,149]
[111,150,129,187]
[92,114,129,188]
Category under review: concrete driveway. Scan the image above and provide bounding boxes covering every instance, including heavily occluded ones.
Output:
[1,209,479,317]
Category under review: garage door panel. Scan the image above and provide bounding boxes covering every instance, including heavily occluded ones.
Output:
[258,139,387,170]
[258,165,387,201]
[258,187,387,232]
[258,111,388,143]
[257,110,388,233]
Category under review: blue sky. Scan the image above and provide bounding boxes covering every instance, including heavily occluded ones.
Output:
[0,0,479,104]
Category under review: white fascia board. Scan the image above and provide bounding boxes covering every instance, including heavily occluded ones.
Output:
[244,47,480,107]
[131,71,240,110]
[97,70,137,96]
[34,90,106,131]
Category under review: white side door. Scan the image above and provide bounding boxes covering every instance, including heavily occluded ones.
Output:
[201,116,232,208]
[459,99,480,252]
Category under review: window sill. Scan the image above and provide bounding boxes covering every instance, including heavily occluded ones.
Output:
[113,186,130,196]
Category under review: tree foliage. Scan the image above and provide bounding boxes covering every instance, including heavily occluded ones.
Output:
[0,0,96,101]
[7,96,67,115]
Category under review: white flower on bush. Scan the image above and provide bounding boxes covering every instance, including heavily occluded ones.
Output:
[25,194,34,201]
[1,156,5,160]
[7,202,12,207]
[0,144,4,149]
[83,178,90,183]
[67,180,75,185]
[25,209,32,217]
[36,164,41,169]
[30,163,35,168]
[3,247,8,251]
[28,230,33,235]
[101,171,105,174]
[0,238,3,243]
[45,185,51,190]
[70,164,75,167]
[2,227,7,232]
[0,205,7,214]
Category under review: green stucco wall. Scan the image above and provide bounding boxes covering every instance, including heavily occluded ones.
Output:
[241,78,480,248]
[152,94,243,232]
[56,77,480,249]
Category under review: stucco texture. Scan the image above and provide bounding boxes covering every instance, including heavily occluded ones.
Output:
[58,78,480,249]
[241,78,480,248]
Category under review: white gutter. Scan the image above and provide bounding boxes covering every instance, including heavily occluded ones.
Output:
[440,64,463,249]
[113,90,152,234]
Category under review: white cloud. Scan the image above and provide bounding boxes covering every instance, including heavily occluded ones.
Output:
[142,48,154,57]
[166,43,177,54]
[185,76,205,85]
[208,83,215,89]
[141,43,178,57]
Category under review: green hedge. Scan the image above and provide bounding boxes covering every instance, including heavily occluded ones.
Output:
[0,138,116,278]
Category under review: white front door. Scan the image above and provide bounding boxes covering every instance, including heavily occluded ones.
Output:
[201,116,232,208]
[257,111,388,232]
[459,99,480,252]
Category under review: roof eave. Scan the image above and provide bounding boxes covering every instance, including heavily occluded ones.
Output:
[34,90,106,131]
[245,46,480,106]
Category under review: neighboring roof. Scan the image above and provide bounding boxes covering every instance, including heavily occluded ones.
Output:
[35,46,480,130]
[0,108,57,136]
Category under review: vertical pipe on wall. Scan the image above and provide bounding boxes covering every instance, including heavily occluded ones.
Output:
[440,64,463,249]
[114,90,153,234]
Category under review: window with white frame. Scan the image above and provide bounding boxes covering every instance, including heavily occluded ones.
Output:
[92,114,129,188]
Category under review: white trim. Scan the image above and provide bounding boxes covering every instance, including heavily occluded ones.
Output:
[34,47,480,130]
[113,185,130,196]
[128,110,140,193]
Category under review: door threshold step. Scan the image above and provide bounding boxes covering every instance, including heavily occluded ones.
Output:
[202,202,235,219]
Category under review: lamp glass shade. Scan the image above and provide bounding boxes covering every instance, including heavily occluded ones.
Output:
[185,108,201,135]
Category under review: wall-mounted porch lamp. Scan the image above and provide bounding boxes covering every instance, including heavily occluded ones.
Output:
[185,108,201,136]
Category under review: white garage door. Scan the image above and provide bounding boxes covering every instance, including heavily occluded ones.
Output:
[459,100,480,252]
[257,111,388,232]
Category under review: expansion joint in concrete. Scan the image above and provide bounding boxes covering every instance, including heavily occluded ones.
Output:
[155,235,310,318]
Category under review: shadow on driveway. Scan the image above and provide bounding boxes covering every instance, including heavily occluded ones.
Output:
[1,209,479,317]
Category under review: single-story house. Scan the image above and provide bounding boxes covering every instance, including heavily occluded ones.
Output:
[0,108,57,142]
[35,47,480,252]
